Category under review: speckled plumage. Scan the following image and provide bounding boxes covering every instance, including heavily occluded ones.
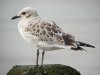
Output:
[12,7,95,51]
[18,16,71,51]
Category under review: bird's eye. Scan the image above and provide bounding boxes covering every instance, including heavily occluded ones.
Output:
[22,12,26,15]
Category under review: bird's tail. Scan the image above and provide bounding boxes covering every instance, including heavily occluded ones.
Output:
[71,46,85,51]
[78,41,95,48]
[71,41,95,51]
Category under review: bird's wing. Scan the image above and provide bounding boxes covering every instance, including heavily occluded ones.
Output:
[25,19,76,46]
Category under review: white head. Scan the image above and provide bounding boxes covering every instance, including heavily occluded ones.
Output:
[12,7,39,19]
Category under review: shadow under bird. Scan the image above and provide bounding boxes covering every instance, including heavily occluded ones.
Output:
[11,7,95,66]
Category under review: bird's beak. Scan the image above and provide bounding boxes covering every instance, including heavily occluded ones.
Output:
[11,15,20,20]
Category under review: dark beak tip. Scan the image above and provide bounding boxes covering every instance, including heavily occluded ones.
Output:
[11,15,20,20]
[11,17,15,20]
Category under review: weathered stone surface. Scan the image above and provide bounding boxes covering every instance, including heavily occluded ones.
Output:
[7,64,81,75]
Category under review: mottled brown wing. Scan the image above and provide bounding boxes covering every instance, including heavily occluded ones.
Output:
[41,21,65,45]
[25,19,66,45]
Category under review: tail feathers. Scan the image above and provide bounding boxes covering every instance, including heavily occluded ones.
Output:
[71,41,95,51]
[79,41,95,48]
[71,46,86,51]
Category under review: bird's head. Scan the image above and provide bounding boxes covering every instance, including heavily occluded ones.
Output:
[12,7,39,20]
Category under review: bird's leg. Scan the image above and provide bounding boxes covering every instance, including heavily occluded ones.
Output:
[41,50,45,67]
[36,49,39,67]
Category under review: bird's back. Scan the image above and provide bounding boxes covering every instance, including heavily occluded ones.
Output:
[18,17,73,50]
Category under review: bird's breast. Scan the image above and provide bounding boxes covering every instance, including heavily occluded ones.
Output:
[18,20,39,44]
[19,29,39,44]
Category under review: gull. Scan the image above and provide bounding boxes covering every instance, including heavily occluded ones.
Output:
[12,7,95,66]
